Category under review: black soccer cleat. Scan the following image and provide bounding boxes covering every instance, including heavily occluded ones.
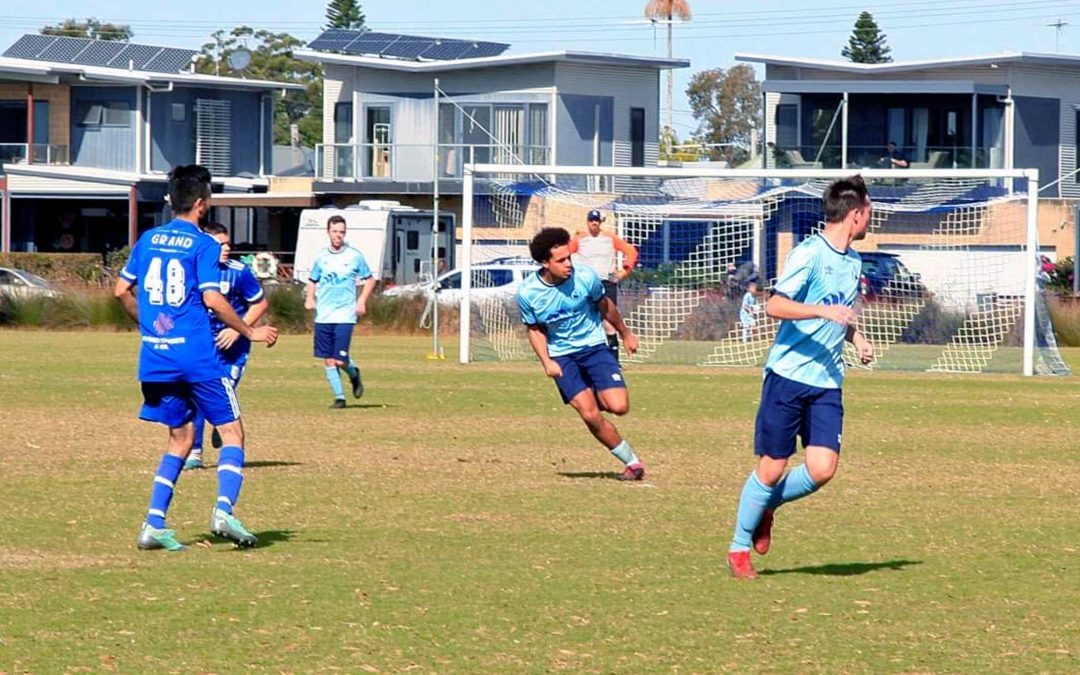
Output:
[349,370,364,399]
[330,399,346,409]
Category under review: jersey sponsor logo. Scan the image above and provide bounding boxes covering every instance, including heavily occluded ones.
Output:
[220,281,231,294]
[149,233,195,249]
[152,312,174,336]
[821,291,855,308]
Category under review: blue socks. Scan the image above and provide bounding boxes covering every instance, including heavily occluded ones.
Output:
[191,410,205,452]
[325,365,345,400]
[216,446,245,515]
[344,358,360,380]
[146,454,185,528]
[730,472,774,552]
[766,464,819,511]
[610,440,640,466]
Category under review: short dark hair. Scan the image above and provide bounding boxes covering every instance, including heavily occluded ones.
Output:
[823,175,869,223]
[327,215,346,229]
[529,227,571,263]
[167,164,212,214]
[201,222,228,236]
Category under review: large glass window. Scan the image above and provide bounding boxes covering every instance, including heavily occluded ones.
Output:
[79,101,130,127]
[630,107,645,167]
[776,104,798,149]
[528,103,548,164]
[333,102,352,144]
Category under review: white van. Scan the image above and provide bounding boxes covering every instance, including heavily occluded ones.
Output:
[293,201,453,285]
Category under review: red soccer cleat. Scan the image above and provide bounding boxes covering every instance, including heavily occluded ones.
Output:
[616,462,645,481]
[753,509,775,555]
[727,550,758,579]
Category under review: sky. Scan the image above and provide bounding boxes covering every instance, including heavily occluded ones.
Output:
[1,0,1076,139]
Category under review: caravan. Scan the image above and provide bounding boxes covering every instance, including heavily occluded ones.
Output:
[293,201,453,285]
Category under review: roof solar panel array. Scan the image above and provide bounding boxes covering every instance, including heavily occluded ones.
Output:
[307,29,509,62]
[3,34,198,74]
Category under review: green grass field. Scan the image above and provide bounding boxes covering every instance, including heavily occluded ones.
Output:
[1,331,1078,673]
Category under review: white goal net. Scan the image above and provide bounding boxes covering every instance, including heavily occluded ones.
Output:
[459,166,1069,377]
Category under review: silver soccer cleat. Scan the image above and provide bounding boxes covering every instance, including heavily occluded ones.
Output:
[210,508,258,548]
[137,522,186,551]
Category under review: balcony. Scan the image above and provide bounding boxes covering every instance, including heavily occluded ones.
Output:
[314,143,551,182]
[775,144,1000,171]
[0,143,71,172]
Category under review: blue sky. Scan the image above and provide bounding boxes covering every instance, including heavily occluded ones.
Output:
[1,0,1075,138]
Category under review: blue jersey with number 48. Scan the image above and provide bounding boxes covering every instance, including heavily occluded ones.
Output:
[120,218,225,382]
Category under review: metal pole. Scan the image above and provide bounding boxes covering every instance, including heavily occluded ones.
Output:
[459,167,474,364]
[971,93,978,168]
[1022,171,1039,376]
[432,78,441,359]
[1073,204,1080,296]
[841,92,848,169]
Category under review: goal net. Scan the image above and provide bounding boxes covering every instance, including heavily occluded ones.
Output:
[458,165,1069,377]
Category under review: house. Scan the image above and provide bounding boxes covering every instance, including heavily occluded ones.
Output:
[0,34,303,255]
[295,30,688,199]
[737,51,1080,196]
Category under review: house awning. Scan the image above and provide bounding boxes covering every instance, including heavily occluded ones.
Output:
[211,192,316,207]
[763,80,1009,96]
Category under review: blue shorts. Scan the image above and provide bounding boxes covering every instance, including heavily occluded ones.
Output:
[140,378,241,428]
[552,343,627,404]
[754,371,843,459]
[219,350,249,387]
[314,323,354,361]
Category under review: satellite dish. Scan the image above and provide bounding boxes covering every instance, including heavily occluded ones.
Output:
[227,48,252,72]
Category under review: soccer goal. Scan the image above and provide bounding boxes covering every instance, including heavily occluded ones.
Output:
[458,165,1069,377]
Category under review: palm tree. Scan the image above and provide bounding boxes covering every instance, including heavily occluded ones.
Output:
[644,0,692,138]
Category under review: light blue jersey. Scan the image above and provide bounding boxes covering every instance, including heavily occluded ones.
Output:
[517,265,607,357]
[740,290,757,323]
[764,234,861,389]
[309,245,372,324]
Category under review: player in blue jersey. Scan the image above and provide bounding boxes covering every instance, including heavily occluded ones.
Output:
[304,214,375,409]
[727,176,875,579]
[113,165,278,552]
[517,227,646,481]
[184,222,269,471]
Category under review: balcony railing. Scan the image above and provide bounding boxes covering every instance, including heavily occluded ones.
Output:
[0,143,70,169]
[774,144,1003,170]
[314,143,551,181]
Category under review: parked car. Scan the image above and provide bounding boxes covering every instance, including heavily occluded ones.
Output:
[0,267,60,299]
[383,258,538,306]
[859,252,926,300]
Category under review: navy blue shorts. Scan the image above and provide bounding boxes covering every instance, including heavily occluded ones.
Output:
[314,323,354,361]
[552,343,627,404]
[754,371,843,459]
[140,378,241,428]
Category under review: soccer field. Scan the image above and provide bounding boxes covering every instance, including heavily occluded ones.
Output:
[0,331,1077,672]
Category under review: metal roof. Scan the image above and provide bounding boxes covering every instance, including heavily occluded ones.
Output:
[296,48,689,72]
[307,29,509,62]
[736,51,1080,74]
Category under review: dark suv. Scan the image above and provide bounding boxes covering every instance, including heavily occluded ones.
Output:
[859,252,927,300]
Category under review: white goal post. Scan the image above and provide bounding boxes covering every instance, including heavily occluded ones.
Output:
[459,164,1060,377]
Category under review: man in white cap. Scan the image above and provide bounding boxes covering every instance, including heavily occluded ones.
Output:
[569,209,638,360]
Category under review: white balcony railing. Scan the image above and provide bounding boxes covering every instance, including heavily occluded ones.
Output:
[314,143,551,181]
[0,143,70,168]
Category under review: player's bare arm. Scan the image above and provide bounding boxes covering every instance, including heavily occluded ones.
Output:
[216,296,270,351]
[356,277,376,316]
[766,293,857,326]
[598,296,638,356]
[846,324,874,364]
[204,291,278,347]
[113,277,139,322]
[525,325,562,378]
[304,281,317,311]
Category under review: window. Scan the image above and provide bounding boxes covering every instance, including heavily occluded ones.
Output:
[1075,110,1080,183]
[406,230,419,251]
[776,104,798,149]
[528,104,548,164]
[171,103,186,122]
[80,101,130,127]
[333,102,353,144]
[630,107,645,167]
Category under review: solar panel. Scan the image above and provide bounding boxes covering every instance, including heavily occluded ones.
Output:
[3,34,57,60]
[109,44,161,69]
[307,29,509,61]
[142,48,197,74]
[71,40,127,66]
[38,36,94,63]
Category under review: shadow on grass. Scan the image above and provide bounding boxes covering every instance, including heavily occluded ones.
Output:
[759,559,922,577]
[251,530,298,549]
[557,471,623,481]
[244,460,303,469]
[335,403,396,410]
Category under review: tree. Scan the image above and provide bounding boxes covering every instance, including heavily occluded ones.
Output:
[685,64,762,166]
[841,11,892,63]
[41,18,133,41]
[326,0,366,30]
[198,27,323,147]
[644,0,692,137]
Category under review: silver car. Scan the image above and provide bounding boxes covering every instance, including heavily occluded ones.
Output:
[0,267,60,299]
[382,259,538,306]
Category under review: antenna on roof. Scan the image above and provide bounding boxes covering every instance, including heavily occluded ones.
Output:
[1048,19,1069,53]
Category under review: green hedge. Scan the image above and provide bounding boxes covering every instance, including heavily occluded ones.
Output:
[0,253,112,286]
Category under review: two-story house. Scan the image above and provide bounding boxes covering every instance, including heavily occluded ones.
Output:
[0,34,302,255]
[739,51,1080,197]
[294,29,688,256]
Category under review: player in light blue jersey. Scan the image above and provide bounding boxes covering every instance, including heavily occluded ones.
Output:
[304,214,376,408]
[184,223,269,471]
[517,227,647,481]
[114,165,278,552]
[727,176,875,579]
